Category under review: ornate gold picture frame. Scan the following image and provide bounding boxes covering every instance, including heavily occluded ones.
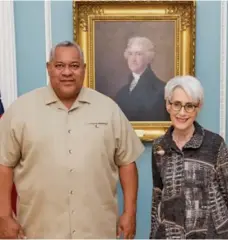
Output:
[73,0,196,141]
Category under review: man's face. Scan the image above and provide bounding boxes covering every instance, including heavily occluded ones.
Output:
[47,46,86,101]
[127,44,148,74]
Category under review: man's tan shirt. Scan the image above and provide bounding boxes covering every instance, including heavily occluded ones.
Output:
[0,85,144,238]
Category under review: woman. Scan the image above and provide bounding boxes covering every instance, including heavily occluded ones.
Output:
[150,75,228,239]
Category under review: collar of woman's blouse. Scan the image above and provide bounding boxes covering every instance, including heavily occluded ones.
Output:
[154,121,205,156]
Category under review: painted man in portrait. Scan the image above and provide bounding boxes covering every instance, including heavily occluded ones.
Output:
[115,36,170,121]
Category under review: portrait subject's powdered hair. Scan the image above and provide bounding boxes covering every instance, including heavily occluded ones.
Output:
[124,36,155,63]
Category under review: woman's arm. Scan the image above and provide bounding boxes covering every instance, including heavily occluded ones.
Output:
[149,148,163,239]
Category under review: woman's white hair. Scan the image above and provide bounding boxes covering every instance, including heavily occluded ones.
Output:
[124,36,155,63]
[165,75,204,103]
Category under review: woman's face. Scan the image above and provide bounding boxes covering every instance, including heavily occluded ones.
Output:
[166,87,201,132]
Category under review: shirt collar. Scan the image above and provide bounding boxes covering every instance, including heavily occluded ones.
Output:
[156,121,205,154]
[44,84,91,106]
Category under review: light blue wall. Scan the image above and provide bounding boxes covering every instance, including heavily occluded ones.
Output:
[51,1,73,45]
[14,1,222,238]
[14,1,46,96]
[195,1,221,134]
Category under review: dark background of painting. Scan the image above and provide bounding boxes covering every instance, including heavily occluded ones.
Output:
[94,21,175,99]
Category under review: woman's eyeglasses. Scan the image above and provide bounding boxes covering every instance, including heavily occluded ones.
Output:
[168,100,199,113]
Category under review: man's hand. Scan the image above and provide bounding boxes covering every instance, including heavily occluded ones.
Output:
[0,216,26,239]
[117,212,136,239]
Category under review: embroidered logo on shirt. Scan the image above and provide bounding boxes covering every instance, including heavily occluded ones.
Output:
[87,122,108,128]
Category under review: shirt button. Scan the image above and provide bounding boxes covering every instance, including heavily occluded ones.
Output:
[68,130,71,133]
[69,150,72,154]
[69,168,74,173]
[72,230,76,234]
[71,210,75,214]
[69,190,73,195]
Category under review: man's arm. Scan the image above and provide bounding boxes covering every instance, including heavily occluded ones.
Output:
[0,162,25,239]
[113,103,144,239]
[119,162,138,216]
[0,106,26,238]
[0,165,13,216]
[117,162,138,239]
[0,108,18,217]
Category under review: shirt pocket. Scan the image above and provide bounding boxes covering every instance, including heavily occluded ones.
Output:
[84,121,109,141]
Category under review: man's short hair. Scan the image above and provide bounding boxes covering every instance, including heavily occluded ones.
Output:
[49,41,84,63]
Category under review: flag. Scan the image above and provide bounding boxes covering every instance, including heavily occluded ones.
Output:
[0,94,17,214]
[0,95,4,117]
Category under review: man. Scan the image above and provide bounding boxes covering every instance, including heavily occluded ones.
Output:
[115,36,170,122]
[0,41,144,239]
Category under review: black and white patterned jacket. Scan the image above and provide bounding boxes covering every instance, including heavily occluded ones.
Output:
[150,121,228,239]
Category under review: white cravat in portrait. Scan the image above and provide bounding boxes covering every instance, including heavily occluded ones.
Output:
[129,72,140,92]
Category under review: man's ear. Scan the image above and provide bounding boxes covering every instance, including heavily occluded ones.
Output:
[46,62,52,75]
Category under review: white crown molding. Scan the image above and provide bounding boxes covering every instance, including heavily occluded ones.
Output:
[0,0,17,109]
[220,0,227,140]
[44,0,52,85]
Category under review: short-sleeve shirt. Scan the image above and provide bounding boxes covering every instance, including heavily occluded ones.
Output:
[0,85,145,238]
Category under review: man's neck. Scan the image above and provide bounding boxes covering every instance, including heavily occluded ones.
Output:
[62,100,75,109]
[132,67,147,77]
[61,95,78,110]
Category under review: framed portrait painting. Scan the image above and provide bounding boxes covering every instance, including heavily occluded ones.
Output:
[73,0,196,141]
